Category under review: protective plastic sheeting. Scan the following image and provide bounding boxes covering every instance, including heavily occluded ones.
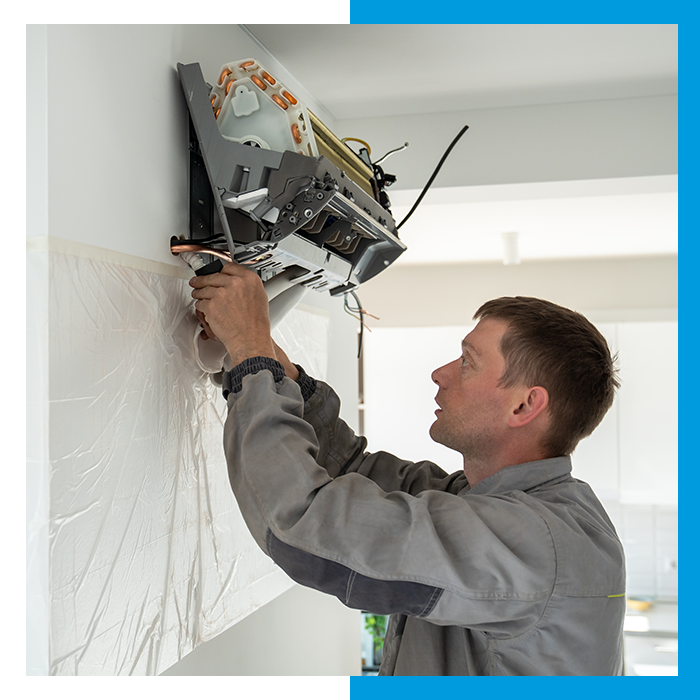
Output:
[36,247,328,675]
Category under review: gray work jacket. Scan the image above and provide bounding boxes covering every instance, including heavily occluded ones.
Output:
[223,362,626,676]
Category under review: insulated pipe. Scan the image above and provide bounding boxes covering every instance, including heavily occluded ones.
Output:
[268,284,308,329]
[264,267,309,329]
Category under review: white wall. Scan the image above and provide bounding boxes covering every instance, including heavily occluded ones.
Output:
[335,95,677,190]
[359,256,678,329]
[31,24,336,262]
[27,24,359,676]
[161,584,361,676]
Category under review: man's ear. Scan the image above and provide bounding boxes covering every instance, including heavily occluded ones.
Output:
[508,386,549,428]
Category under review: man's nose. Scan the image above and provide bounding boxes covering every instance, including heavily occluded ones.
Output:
[431,362,450,387]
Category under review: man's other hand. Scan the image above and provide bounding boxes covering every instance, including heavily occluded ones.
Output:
[272,340,300,381]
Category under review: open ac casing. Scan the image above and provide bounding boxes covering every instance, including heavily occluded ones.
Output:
[177,62,406,296]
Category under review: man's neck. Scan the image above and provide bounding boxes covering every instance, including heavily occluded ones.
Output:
[463,446,548,488]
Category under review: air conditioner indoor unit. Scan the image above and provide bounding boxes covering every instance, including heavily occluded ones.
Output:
[173,60,407,300]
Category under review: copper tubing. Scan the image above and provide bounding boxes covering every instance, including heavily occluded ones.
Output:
[261,71,276,86]
[282,90,298,105]
[272,94,288,110]
[171,243,232,263]
[241,253,272,266]
[291,123,302,144]
[251,75,266,90]
[219,68,232,85]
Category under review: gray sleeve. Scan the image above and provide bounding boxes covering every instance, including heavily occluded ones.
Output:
[301,377,467,495]
[223,370,555,634]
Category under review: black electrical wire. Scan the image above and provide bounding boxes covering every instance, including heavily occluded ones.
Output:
[191,233,229,245]
[397,125,469,230]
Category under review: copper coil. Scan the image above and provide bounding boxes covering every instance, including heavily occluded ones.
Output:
[225,79,235,95]
[214,108,221,119]
[272,94,288,110]
[261,71,276,86]
[242,253,272,266]
[251,75,266,90]
[281,90,298,105]
[240,61,256,70]
[219,68,232,85]
[171,243,232,263]
[291,123,302,144]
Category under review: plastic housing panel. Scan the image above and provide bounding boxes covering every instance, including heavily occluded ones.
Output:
[42,248,329,675]
[211,58,318,157]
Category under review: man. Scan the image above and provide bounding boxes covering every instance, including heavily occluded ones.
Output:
[190,262,626,676]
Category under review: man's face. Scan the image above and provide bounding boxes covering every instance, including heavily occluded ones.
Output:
[430,318,518,461]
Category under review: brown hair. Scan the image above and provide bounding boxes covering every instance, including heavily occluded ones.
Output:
[474,297,620,457]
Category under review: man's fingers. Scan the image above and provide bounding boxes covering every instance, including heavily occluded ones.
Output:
[190,285,215,300]
[189,272,227,289]
[194,299,218,324]
[221,261,247,275]
[195,309,218,341]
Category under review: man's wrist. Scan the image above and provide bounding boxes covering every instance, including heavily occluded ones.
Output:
[221,357,317,401]
[223,356,285,399]
[225,342,276,369]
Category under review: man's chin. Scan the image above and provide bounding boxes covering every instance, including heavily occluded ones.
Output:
[429,421,444,446]
[429,422,462,454]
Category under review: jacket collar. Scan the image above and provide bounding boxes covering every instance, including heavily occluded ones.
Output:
[466,455,573,496]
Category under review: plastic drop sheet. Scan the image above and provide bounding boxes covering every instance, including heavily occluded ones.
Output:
[42,248,329,675]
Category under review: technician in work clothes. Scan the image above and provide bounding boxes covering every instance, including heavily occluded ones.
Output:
[190,261,626,676]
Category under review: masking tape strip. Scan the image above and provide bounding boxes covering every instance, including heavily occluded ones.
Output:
[26,237,334,320]
[26,237,191,280]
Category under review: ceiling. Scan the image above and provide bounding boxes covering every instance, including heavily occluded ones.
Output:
[243,25,677,120]
[243,25,678,264]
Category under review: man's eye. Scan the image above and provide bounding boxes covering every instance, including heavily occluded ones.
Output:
[461,355,470,366]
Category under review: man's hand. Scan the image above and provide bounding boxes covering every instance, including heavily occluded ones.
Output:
[189,262,276,366]
[195,309,218,341]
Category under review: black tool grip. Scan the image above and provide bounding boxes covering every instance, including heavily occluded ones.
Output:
[195,259,224,276]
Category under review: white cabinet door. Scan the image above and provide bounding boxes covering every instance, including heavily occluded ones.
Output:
[618,321,678,505]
